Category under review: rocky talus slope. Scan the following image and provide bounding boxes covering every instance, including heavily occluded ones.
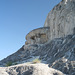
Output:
[0,0,75,75]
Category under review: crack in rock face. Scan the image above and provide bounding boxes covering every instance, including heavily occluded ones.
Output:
[44,0,75,41]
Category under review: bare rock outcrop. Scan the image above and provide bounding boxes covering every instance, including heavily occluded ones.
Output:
[25,27,50,45]
[0,63,65,75]
[44,0,75,40]
[0,0,75,75]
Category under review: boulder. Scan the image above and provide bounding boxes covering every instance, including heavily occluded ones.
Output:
[0,63,65,75]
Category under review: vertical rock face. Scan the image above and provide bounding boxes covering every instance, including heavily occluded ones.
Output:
[44,0,75,40]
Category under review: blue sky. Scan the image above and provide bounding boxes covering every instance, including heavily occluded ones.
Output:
[0,0,62,60]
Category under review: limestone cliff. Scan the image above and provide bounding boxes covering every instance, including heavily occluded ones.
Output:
[44,0,75,40]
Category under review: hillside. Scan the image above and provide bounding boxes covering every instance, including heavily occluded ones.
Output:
[0,0,75,75]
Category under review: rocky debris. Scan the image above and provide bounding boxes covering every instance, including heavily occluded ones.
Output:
[0,63,65,75]
[0,44,42,67]
[0,34,75,75]
[0,45,25,66]
[38,34,75,75]
[25,27,50,45]
[44,0,75,40]
[51,58,75,75]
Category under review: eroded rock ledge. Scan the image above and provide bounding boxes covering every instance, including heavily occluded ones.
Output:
[0,0,75,75]
[0,63,65,75]
[25,27,50,45]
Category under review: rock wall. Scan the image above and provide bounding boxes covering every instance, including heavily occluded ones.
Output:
[44,0,75,40]
[25,0,75,44]
[25,27,50,45]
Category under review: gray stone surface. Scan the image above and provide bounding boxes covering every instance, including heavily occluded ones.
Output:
[25,27,50,45]
[0,63,65,75]
[0,0,75,75]
[44,0,75,40]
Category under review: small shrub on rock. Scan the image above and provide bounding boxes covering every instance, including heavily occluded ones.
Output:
[32,58,41,64]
